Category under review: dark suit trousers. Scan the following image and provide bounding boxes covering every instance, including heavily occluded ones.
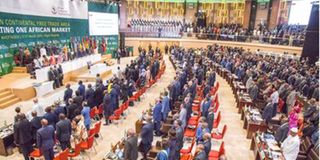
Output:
[20,142,33,160]
[154,121,161,136]
[42,148,54,160]
[60,140,71,150]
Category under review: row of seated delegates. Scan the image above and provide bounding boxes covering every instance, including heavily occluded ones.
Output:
[202,44,318,159]
[12,46,163,160]
[128,19,183,38]
[184,22,305,46]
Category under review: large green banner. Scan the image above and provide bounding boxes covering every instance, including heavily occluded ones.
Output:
[0,0,119,75]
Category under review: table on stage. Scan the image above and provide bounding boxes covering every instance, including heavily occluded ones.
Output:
[35,54,101,82]
[90,63,108,75]
[33,81,54,97]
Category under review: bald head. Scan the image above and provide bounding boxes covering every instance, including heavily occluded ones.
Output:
[127,128,135,137]
[41,119,48,126]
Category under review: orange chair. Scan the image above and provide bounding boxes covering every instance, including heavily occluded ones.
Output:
[29,148,42,160]
[80,135,97,159]
[68,142,83,159]
[213,101,219,113]
[54,148,69,160]
[90,107,98,119]
[211,125,227,140]
[94,121,103,139]
[208,142,224,158]
[184,128,197,137]
[180,139,195,154]
[213,111,221,128]
[108,108,123,124]
[96,104,104,116]
[188,117,199,126]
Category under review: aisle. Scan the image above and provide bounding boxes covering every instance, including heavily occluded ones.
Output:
[90,55,176,159]
[216,75,254,160]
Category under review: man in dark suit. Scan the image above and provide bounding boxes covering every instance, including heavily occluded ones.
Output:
[63,84,73,105]
[202,133,211,158]
[66,99,78,120]
[30,111,42,144]
[73,90,84,109]
[37,119,55,160]
[43,107,58,127]
[77,80,85,97]
[194,144,207,160]
[153,99,162,136]
[57,64,63,86]
[103,91,112,125]
[48,67,56,89]
[14,113,33,160]
[173,120,184,160]
[140,116,154,160]
[124,128,138,160]
[56,114,72,150]
[53,65,61,88]
[85,84,95,108]
[206,108,214,132]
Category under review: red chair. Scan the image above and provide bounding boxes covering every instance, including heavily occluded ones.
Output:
[94,121,103,139]
[68,142,83,159]
[180,139,195,154]
[96,104,103,115]
[184,128,197,137]
[108,108,123,124]
[88,128,96,137]
[208,141,224,158]
[213,111,221,128]
[54,148,69,160]
[80,135,97,159]
[278,98,285,112]
[215,82,220,92]
[213,101,219,113]
[188,116,199,126]
[90,107,98,119]
[211,125,227,140]
[29,148,42,160]
[214,94,219,104]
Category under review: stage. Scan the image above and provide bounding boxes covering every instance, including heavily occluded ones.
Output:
[0,55,134,109]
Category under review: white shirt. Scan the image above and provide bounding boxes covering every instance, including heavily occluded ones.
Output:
[40,47,46,57]
[281,135,300,160]
[32,103,45,116]
[246,77,253,89]
[270,91,279,104]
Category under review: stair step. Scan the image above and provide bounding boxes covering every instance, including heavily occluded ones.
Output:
[0,95,16,104]
[0,91,12,99]
[0,97,20,109]
[12,70,27,73]
[0,88,9,93]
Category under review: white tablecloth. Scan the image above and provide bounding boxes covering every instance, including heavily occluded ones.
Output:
[90,63,108,75]
[34,81,54,97]
[35,54,101,82]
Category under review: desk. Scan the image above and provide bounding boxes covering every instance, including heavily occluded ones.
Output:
[243,111,267,139]
[250,133,283,160]
[0,125,14,156]
[90,63,108,75]
[34,81,54,97]
[35,54,101,82]
[236,93,253,113]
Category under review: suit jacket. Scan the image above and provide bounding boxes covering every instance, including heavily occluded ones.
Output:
[85,88,95,108]
[78,84,85,97]
[203,140,211,157]
[153,103,162,122]
[67,103,79,120]
[175,126,184,150]
[103,93,112,116]
[124,136,138,160]
[194,151,207,160]
[64,88,73,102]
[30,116,42,141]
[48,70,55,81]
[73,95,84,108]
[37,125,55,151]
[275,123,289,143]
[14,119,33,145]
[56,119,72,142]
[207,112,214,132]
[43,112,58,127]
[140,123,154,145]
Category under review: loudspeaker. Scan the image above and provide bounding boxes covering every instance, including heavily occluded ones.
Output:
[301,3,319,64]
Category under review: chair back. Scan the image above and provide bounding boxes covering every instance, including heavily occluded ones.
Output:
[214,111,221,128]
[219,142,225,155]
[88,128,95,137]
[59,148,69,160]
[97,104,104,115]
[221,125,227,138]
[94,121,102,135]
[73,142,82,156]
[213,101,219,113]
[86,135,95,149]
[90,107,97,119]
[115,109,123,117]
[215,82,220,91]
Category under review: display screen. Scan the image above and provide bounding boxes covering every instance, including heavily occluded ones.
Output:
[288,0,313,25]
[89,12,119,36]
